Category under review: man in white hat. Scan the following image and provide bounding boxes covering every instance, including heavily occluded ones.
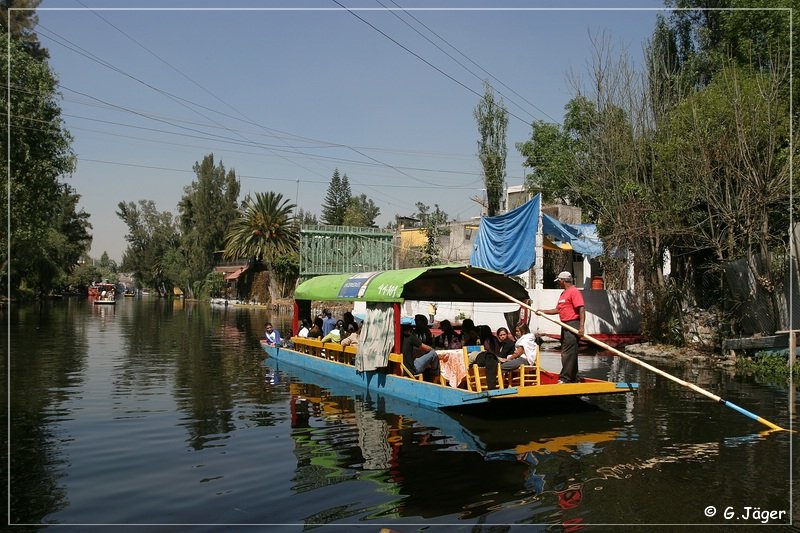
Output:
[540,271,585,383]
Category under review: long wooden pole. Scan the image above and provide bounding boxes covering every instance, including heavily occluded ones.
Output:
[460,272,787,432]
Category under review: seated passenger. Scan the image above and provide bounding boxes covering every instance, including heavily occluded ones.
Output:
[460,318,479,347]
[413,314,434,346]
[401,316,439,379]
[297,319,310,338]
[500,323,537,372]
[264,322,282,346]
[342,311,358,334]
[320,321,343,344]
[496,327,516,357]
[321,309,337,336]
[307,317,324,339]
[434,319,461,349]
[471,325,501,390]
[341,322,360,347]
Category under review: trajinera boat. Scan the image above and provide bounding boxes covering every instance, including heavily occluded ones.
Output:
[89,282,117,305]
[260,265,638,411]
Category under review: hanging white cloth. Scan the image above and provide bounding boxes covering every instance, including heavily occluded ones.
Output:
[355,303,393,372]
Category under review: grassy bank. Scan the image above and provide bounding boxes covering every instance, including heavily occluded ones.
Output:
[736,351,799,385]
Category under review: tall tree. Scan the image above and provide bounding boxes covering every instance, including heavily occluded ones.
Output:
[296,208,318,227]
[178,154,240,296]
[30,183,92,295]
[474,82,508,216]
[342,194,380,227]
[664,0,794,112]
[117,200,179,295]
[656,63,789,332]
[1,0,49,60]
[3,27,84,296]
[321,169,352,225]
[408,202,449,266]
[517,118,578,205]
[223,192,298,302]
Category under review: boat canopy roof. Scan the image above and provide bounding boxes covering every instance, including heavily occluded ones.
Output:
[294,264,529,303]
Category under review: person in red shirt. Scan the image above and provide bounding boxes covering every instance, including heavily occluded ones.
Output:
[541,271,585,383]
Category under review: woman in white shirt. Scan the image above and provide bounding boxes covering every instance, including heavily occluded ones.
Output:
[499,323,537,371]
[297,319,310,338]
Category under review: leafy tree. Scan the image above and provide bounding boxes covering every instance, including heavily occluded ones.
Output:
[92,250,118,286]
[2,27,88,297]
[516,17,791,339]
[66,254,101,293]
[656,63,789,332]
[342,194,380,227]
[117,200,179,295]
[98,251,117,272]
[1,0,49,60]
[474,82,508,216]
[296,208,318,226]
[517,120,577,205]
[223,191,298,302]
[24,184,93,295]
[663,1,795,116]
[178,153,240,296]
[194,270,225,299]
[321,169,352,225]
[408,202,449,266]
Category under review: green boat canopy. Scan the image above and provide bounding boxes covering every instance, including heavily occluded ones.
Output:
[294,264,529,303]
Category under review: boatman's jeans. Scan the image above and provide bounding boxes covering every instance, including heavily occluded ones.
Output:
[560,320,580,383]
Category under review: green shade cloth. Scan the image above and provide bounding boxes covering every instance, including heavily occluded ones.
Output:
[295,265,529,303]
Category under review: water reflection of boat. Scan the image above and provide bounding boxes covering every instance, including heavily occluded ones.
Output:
[266,357,623,459]
[261,265,637,411]
[266,357,627,523]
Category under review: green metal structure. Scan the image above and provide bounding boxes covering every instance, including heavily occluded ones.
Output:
[299,225,395,281]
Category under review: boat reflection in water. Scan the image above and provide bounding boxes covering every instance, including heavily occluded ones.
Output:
[264,358,631,526]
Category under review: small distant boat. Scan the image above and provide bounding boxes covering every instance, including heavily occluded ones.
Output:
[123,289,135,298]
[89,282,116,305]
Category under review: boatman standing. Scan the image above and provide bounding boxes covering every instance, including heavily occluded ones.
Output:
[540,271,585,383]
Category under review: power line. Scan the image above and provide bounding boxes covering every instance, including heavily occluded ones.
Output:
[8,79,479,162]
[76,157,481,191]
[376,0,540,122]
[36,20,453,189]
[385,0,560,123]
[36,22,329,182]
[332,0,533,126]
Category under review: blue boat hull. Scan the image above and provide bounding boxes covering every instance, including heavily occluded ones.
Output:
[261,344,508,409]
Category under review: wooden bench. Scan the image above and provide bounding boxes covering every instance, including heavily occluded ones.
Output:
[462,345,504,392]
[343,345,357,365]
[295,338,324,358]
[388,352,423,380]
[505,342,540,387]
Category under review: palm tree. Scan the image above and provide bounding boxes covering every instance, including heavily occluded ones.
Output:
[224,191,298,302]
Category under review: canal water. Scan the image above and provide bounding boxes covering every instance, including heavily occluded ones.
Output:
[6,298,797,529]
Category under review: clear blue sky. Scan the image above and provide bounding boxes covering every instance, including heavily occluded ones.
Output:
[32,1,665,262]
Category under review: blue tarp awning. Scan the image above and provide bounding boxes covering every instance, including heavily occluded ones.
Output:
[470,194,541,276]
[542,214,603,258]
[470,195,604,277]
